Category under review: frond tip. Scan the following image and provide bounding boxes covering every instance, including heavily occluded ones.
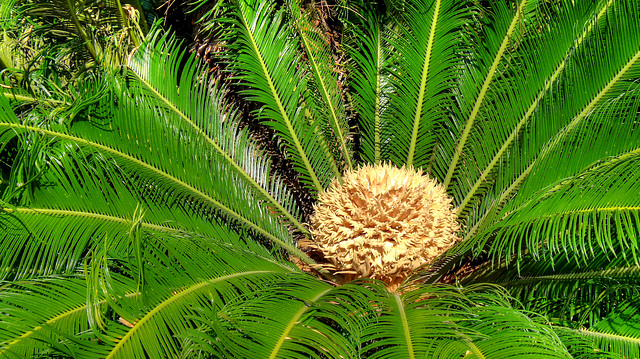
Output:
[310,164,460,288]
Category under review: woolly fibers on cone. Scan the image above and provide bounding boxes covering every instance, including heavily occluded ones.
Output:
[310,164,459,287]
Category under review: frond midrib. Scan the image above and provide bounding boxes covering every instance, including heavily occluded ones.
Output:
[2,91,70,106]
[5,207,180,233]
[374,25,382,163]
[268,287,333,359]
[499,266,640,287]
[65,0,97,59]
[572,327,640,345]
[395,294,415,359]
[293,12,351,172]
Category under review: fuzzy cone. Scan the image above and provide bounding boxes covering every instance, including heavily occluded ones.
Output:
[310,164,460,287]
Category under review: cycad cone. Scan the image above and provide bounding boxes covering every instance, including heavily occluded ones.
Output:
[310,164,460,288]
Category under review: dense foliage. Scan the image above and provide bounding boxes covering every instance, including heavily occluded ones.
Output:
[1,0,640,357]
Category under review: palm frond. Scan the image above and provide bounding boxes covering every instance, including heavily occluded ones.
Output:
[97,241,298,359]
[360,283,574,358]
[460,0,640,237]
[24,0,100,59]
[287,0,353,171]
[441,0,534,190]
[459,306,571,358]
[195,278,377,358]
[0,233,299,358]
[552,327,619,359]
[385,0,472,169]
[125,32,308,235]
[581,303,640,359]
[343,2,394,165]
[0,275,114,358]
[225,0,342,194]
[0,148,265,280]
[467,142,640,266]
[453,0,613,218]
[11,0,150,75]
[0,40,315,265]
[466,251,640,331]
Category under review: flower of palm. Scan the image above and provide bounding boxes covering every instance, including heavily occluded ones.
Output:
[1,0,640,357]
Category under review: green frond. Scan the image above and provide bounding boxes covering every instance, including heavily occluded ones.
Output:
[460,0,640,236]
[467,145,640,266]
[549,304,640,359]
[552,327,619,359]
[385,0,472,169]
[463,250,640,331]
[22,0,149,63]
[344,2,395,165]
[287,0,353,171]
[459,306,571,358]
[359,283,575,358]
[442,0,533,190]
[0,41,316,266]
[195,277,377,359]
[0,275,113,358]
[454,0,616,218]
[101,260,297,358]
[0,234,299,358]
[0,150,267,280]
[582,303,640,359]
[24,0,99,59]
[125,32,308,235]
[225,0,341,194]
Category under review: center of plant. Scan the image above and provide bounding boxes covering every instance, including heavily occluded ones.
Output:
[310,164,460,287]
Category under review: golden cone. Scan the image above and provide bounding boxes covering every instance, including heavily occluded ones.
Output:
[310,164,459,287]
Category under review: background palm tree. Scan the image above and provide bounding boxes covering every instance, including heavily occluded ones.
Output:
[1,0,640,357]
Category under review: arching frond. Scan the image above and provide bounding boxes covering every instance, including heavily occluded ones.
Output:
[583,303,640,358]
[193,278,378,359]
[385,0,471,170]
[0,149,265,280]
[360,284,574,358]
[344,2,395,165]
[466,251,640,330]
[0,40,316,266]
[286,0,353,172]
[0,275,112,358]
[458,0,640,238]
[224,0,341,194]
[125,32,307,235]
[468,144,640,265]
[0,234,300,358]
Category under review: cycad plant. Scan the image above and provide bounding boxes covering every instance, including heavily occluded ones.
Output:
[2,0,640,357]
